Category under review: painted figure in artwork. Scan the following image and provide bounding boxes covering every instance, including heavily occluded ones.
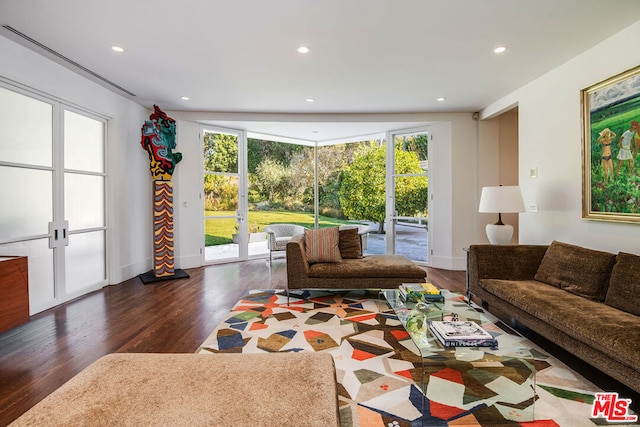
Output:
[597,128,616,183]
[140,105,183,181]
[617,121,636,177]
[632,120,640,159]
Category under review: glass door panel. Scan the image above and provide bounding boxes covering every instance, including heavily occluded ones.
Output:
[389,130,430,263]
[65,230,105,295]
[393,176,429,262]
[203,129,245,263]
[0,166,53,240]
[204,217,240,259]
[64,110,104,173]
[64,173,105,230]
[246,138,315,260]
[0,85,52,167]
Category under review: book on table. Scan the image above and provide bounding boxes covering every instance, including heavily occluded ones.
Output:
[429,320,498,347]
[399,282,444,302]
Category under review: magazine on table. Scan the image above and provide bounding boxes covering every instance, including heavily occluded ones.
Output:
[428,320,498,347]
[399,283,444,302]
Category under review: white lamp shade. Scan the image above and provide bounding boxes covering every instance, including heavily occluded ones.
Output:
[478,186,525,213]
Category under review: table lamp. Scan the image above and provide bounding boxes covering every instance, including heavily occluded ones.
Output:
[478,185,525,244]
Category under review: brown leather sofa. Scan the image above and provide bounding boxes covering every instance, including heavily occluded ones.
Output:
[468,241,640,394]
[286,233,426,291]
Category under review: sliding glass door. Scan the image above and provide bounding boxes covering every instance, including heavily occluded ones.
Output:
[62,109,106,295]
[0,84,107,314]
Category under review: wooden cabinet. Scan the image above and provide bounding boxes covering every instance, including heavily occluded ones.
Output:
[0,256,29,333]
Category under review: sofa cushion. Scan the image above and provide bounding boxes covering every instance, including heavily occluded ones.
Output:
[308,255,425,279]
[305,227,342,264]
[606,252,640,316]
[481,279,575,324]
[480,279,640,371]
[338,228,362,259]
[533,240,616,301]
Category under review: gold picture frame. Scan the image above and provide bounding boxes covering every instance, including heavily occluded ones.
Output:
[582,65,640,222]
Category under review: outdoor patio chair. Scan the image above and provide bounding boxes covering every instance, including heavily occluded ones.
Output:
[264,224,307,267]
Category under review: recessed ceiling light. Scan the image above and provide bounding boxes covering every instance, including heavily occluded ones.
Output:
[111,46,124,53]
[297,46,310,54]
[180,96,190,101]
[436,97,446,102]
[305,98,315,103]
[493,46,507,54]
[312,130,319,134]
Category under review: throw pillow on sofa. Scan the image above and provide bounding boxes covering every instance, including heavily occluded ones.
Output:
[305,227,342,264]
[605,252,640,316]
[534,240,616,301]
[338,228,362,259]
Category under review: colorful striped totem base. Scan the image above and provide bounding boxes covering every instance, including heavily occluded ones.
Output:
[153,181,175,277]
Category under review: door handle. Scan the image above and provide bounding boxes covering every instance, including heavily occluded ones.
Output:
[48,221,70,248]
[63,220,69,246]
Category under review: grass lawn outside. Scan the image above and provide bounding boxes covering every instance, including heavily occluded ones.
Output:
[204,210,366,246]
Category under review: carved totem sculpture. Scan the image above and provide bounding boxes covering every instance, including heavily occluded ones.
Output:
[140,105,182,277]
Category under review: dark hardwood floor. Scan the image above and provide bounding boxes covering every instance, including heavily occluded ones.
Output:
[0,259,636,424]
[0,258,289,425]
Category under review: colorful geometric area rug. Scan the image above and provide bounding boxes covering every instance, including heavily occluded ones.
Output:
[197,289,638,427]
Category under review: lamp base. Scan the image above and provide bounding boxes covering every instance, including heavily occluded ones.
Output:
[485,223,513,245]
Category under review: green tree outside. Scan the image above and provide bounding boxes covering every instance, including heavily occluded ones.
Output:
[248,138,304,173]
[401,134,429,161]
[338,143,428,233]
[254,158,292,201]
[204,132,237,173]
[202,132,429,245]
[203,133,239,211]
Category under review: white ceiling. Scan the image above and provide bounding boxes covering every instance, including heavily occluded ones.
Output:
[2,0,640,142]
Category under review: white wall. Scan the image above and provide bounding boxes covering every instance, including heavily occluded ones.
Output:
[477,117,499,241]
[432,116,478,270]
[0,35,153,285]
[475,110,520,244]
[173,120,203,269]
[481,20,640,254]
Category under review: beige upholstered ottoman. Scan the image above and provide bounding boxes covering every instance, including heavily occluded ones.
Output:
[11,353,339,426]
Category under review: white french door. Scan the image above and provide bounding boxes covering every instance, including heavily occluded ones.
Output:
[385,127,431,264]
[61,109,107,296]
[0,83,107,314]
[202,126,248,263]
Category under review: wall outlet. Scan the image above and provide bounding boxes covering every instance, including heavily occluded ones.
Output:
[528,203,539,213]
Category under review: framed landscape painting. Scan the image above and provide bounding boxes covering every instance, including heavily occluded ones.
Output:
[582,65,640,223]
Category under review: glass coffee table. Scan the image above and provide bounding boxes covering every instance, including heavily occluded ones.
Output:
[381,289,536,424]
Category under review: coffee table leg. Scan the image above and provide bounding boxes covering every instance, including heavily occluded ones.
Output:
[464,247,472,304]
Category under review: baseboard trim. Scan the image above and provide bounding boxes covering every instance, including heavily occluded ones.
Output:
[429,255,466,271]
